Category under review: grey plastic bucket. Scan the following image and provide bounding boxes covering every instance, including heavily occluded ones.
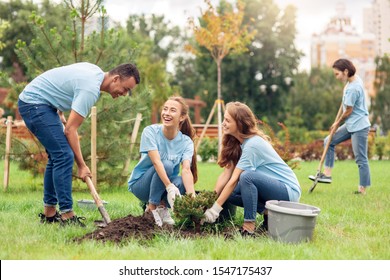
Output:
[77,199,108,210]
[265,200,321,244]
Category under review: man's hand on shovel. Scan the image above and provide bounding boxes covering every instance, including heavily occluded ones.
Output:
[77,165,91,182]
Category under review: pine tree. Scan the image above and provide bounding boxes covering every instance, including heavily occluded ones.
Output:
[173,190,217,233]
[10,0,151,186]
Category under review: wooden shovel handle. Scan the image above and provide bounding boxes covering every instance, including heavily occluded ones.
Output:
[85,177,111,224]
[85,177,103,207]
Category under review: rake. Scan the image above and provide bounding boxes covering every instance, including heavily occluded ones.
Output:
[309,103,343,193]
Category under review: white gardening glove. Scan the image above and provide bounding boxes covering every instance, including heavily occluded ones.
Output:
[166,183,181,209]
[201,202,223,224]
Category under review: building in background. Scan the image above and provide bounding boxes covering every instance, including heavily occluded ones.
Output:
[364,0,390,57]
[310,3,376,99]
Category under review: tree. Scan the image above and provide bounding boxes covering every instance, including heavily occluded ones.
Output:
[125,14,183,123]
[1,19,10,87]
[0,19,9,51]
[373,55,390,134]
[224,0,302,125]
[14,1,115,77]
[174,0,302,130]
[126,14,182,62]
[0,0,68,75]
[186,0,255,152]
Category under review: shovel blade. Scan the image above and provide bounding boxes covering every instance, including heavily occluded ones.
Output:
[94,220,107,228]
[98,206,111,224]
[309,180,318,193]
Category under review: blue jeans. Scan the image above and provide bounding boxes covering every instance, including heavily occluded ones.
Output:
[227,170,290,222]
[324,124,371,187]
[18,99,74,213]
[129,160,185,206]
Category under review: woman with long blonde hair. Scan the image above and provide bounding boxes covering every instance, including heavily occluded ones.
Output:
[203,102,301,235]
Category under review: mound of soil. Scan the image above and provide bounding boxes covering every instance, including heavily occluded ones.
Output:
[74,212,238,244]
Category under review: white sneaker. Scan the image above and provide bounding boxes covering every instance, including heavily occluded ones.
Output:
[156,206,175,225]
[151,209,163,227]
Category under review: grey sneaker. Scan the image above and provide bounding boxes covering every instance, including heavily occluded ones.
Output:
[308,173,332,184]
[151,209,163,227]
[156,206,175,225]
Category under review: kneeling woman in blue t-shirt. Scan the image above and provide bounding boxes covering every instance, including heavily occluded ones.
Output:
[202,102,301,235]
[128,96,197,226]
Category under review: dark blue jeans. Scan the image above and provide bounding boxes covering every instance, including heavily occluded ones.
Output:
[227,170,290,222]
[18,99,74,213]
[128,160,185,207]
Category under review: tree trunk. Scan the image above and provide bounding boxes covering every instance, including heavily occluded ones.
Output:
[217,58,222,156]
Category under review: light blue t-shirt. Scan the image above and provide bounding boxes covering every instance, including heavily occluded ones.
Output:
[128,124,194,188]
[236,135,301,201]
[343,75,371,132]
[19,62,104,118]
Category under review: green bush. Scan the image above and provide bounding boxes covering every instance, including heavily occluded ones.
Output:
[197,137,218,162]
[260,121,299,169]
[173,190,217,233]
[374,133,390,160]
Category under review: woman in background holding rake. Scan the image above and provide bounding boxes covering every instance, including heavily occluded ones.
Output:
[309,58,371,195]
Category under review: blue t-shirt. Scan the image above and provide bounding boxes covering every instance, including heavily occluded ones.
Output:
[19,62,104,118]
[236,135,301,201]
[343,75,371,132]
[128,124,194,188]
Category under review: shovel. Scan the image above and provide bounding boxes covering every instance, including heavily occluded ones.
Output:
[85,176,111,225]
[309,103,343,193]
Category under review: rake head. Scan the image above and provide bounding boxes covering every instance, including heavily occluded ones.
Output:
[308,171,320,193]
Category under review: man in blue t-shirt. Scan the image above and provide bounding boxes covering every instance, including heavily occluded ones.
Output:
[18,62,140,226]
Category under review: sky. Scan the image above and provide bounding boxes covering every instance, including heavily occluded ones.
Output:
[103,0,373,71]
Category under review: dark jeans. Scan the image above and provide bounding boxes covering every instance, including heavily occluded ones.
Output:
[18,99,74,213]
[227,170,290,222]
[129,160,185,207]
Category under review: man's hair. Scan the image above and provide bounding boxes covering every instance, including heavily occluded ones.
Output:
[332,59,356,77]
[109,63,140,84]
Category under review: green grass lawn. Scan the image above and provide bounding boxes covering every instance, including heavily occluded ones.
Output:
[0,160,389,260]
